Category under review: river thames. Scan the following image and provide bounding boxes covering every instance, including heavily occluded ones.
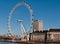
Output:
[0,42,60,44]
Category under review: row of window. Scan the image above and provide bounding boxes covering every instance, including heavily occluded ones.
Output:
[31,34,60,41]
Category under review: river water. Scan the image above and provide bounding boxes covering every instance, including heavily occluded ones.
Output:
[0,42,60,44]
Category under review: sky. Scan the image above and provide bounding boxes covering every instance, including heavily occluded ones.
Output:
[0,0,60,35]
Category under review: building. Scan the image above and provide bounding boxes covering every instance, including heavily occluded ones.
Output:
[30,28,60,42]
[33,20,43,32]
[47,29,60,41]
[30,30,47,42]
[29,20,60,42]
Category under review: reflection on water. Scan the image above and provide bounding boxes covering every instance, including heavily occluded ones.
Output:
[0,42,60,44]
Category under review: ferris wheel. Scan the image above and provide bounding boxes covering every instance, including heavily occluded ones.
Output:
[8,1,34,35]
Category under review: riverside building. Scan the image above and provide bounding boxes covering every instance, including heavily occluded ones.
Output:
[29,20,60,42]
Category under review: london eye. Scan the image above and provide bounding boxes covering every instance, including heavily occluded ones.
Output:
[8,1,34,36]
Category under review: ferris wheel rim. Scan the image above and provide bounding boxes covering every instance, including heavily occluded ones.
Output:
[8,1,34,35]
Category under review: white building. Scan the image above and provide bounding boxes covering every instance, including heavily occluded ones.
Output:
[33,20,43,32]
